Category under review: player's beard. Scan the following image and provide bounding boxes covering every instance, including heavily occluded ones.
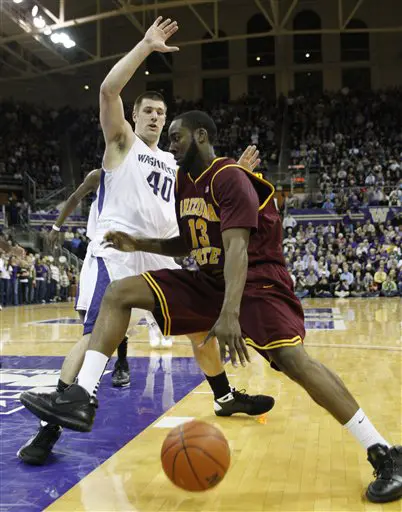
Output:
[179,137,199,173]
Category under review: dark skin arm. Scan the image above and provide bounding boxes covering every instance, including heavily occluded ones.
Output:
[202,228,251,367]
[103,231,189,257]
[49,169,101,247]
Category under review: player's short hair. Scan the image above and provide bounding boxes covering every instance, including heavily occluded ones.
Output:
[174,110,217,144]
[133,91,167,112]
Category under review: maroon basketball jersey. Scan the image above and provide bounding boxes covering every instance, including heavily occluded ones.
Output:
[175,157,286,272]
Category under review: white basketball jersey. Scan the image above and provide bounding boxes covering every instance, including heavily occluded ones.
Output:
[94,136,178,242]
[86,192,98,241]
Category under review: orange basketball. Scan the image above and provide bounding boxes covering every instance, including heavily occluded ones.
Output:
[161,420,231,492]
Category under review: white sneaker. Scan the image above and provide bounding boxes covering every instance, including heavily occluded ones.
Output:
[161,336,173,348]
[149,331,161,348]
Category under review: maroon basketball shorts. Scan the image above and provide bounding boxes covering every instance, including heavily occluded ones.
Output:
[142,263,305,356]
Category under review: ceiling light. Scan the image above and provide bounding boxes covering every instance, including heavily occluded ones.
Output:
[84,85,89,90]
[63,39,76,49]
[145,70,150,75]
[305,52,310,58]
[32,5,38,16]
[13,0,24,4]
[256,56,261,61]
[50,32,61,43]
[33,16,46,29]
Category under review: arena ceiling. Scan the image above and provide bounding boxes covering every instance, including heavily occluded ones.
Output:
[0,0,401,82]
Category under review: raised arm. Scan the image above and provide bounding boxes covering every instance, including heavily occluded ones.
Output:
[100,17,179,168]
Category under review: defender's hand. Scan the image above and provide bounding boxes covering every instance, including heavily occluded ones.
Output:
[238,145,261,172]
[103,231,138,252]
[143,17,179,53]
[200,313,250,367]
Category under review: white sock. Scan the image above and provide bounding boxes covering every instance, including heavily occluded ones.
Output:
[344,408,391,450]
[77,350,109,397]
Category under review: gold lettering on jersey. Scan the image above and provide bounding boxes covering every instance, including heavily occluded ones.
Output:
[180,198,219,222]
[190,247,222,266]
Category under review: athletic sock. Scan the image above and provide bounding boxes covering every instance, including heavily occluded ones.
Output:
[344,408,391,449]
[56,379,69,393]
[117,336,128,361]
[205,371,231,400]
[77,350,109,397]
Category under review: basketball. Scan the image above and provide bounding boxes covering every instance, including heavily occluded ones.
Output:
[161,420,231,492]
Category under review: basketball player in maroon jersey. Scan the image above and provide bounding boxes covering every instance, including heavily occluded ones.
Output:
[21,111,401,503]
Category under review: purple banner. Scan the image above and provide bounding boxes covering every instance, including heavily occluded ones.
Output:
[289,207,401,225]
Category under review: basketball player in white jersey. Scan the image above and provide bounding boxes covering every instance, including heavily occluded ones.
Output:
[18,17,274,465]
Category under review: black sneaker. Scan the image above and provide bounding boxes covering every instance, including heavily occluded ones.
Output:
[17,423,62,465]
[112,359,130,387]
[366,444,402,503]
[20,384,97,433]
[214,388,275,417]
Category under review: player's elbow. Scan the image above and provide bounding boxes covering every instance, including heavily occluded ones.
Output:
[99,82,119,99]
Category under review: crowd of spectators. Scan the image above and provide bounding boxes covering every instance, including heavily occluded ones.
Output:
[2,88,402,208]
[0,232,79,308]
[70,94,281,179]
[282,212,402,298]
[287,88,402,210]
[0,101,66,197]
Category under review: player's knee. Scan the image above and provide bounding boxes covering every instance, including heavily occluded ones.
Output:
[269,345,311,382]
[103,280,131,308]
[104,276,154,311]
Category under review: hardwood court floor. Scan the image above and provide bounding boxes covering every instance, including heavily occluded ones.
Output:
[1,298,401,511]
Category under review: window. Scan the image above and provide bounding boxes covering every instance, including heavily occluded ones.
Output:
[247,14,275,67]
[202,30,229,70]
[248,74,276,98]
[341,19,370,61]
[294,71,323,96]
[293,10,322,64]
[342,68,371,90]
[203,77,229,104]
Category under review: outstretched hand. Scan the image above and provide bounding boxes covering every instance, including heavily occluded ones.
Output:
[103,231,139,252]
[143,17,179,53]
[199,313,251,368]
[238,145,261,172]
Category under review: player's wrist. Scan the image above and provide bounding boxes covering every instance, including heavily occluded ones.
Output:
[52,225,61,232]
[138,39,155,54]
[220,308,240,318]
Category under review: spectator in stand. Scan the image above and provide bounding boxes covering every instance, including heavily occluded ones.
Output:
[282,212,297,232]
[70,233,81,255]
[9,256,19,305]
[294,272,309,299]
[305,269,318,297]
[35,258,48,304]
[334,277,350,298]
[374,261,387,287]
[59,266,70,301]
[381,274,398,297]
[350,271,365,297]
[49,260,60,302]
[315,277,332,298]
[63,227,75,250]
[340,263,354,286]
